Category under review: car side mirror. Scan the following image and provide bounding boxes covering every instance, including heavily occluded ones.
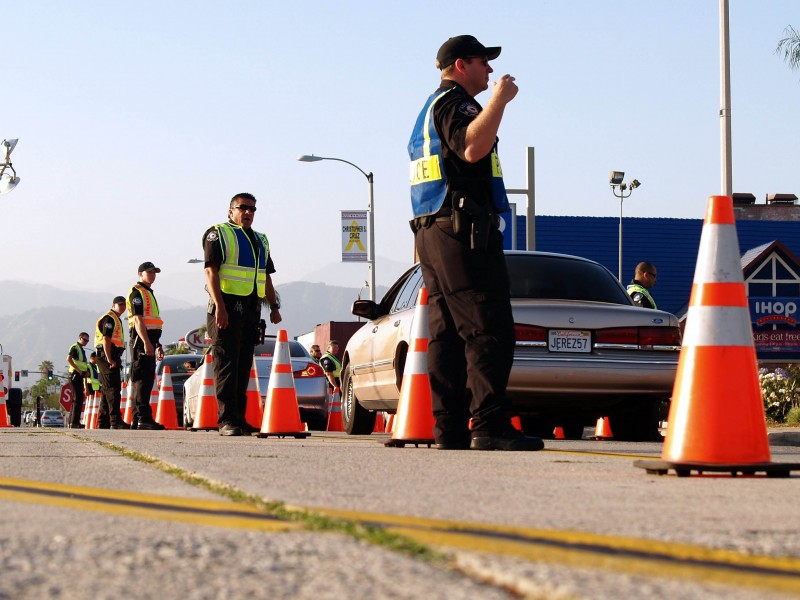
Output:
[352,299,381,321]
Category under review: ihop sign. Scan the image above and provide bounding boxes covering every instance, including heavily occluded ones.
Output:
[751,298,799,328]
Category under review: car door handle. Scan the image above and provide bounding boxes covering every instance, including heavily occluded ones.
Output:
[394,320,401,327]
[372,326,379,333]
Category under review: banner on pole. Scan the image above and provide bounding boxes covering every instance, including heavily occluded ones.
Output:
[341,211,368,262]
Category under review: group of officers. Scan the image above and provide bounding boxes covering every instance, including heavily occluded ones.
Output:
[60,34,660,446]
[64,192,282,436]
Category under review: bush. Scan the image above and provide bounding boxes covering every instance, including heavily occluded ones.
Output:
[759,365,800,423]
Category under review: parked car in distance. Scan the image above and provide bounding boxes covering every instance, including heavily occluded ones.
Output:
[40,410,65,428]
[156,353,202,426]
[341,251,682,441]
[22,410,33,426]
[183,338,328,430]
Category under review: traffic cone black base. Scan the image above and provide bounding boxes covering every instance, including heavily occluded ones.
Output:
[633,459,800,478]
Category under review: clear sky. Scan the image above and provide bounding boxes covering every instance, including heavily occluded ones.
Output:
[2,1,798,304]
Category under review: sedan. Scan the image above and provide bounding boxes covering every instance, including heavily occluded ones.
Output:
[341,251,681,441]
[40,410,65,428]
[182,338,329,430]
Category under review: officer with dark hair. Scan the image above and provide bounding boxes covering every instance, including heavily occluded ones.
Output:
[408,35,543,451]
[203,192,282,436]
[95,296,128,429]
[66,332,90,428]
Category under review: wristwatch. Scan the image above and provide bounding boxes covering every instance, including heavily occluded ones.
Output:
[269,302,280,310]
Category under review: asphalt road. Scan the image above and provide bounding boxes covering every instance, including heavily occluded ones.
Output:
[2,426,800,599]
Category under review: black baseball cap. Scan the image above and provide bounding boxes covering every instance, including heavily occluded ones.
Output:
[138,261,161,273]
[436,35,501,70]
[112,296,126,305]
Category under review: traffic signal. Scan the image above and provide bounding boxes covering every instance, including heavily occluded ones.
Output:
[14,371,19,382]
[47,370,54,381]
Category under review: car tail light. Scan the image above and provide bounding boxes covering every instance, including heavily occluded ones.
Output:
[295,362,324,378]
[595,326,681,350]
[514,324,547,346]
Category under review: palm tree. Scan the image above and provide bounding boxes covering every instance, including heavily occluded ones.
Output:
[776,26,800,73]
[38,360,54,379]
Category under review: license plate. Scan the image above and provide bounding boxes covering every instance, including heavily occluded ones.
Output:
[548,330,591,353]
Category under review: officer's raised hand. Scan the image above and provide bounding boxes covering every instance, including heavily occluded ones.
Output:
[492,74,518,104]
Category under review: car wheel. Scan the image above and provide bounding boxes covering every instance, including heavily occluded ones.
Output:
[341,365,376,435]
[608,398,662,442]
[183,399,193,430]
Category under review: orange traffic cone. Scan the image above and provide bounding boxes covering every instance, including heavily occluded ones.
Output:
[373,411,385,433]
[122,380,134,426]
[593,417,613,440]
[0,385,10,427]
[385,288,435,447]
[85,392,97,430]
[510,416,523,432]
[244,356,264,430]
[635,196,800,477]
[148,372,160,419]
[155,366,181,430]
[326,390,344,432]
[384,413,395,434]
[192,352,219,431]
[258,329,309,438]
[553,427,565,440]
[120,379,128,420]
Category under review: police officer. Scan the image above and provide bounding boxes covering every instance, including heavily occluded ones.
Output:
[408,35,543,451]
[628,262,658,309]
[319,341,341,393]
[95,297,127,429]
[85,351,101,420]
[128,262,165,430]
[203,193,282,436]
[309,344,322,364]
[66,332,90,428]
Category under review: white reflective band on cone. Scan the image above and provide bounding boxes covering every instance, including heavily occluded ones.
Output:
[681,306,754,347]
[693,225,744,283]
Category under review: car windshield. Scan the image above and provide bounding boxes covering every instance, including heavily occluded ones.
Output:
[506,254,632,304]
[159,357,201,374]
[43,410,61,417]
[254,340,309,358]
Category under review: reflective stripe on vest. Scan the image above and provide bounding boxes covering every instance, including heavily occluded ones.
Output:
[68,343,88,374]
[408,86,510,218]
[127,284,163,330]
[95,310,125,349]
[627,283,657,309]
[212,222,270,297]
[321,352,342,378]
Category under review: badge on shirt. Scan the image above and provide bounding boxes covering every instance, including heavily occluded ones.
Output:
[206,231,218,242]
[104,322,114,333]
[133,296,143,306]
[458,102,479,117]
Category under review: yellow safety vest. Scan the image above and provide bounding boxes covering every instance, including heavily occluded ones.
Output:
[127,283,163,330]
[209,222,270,297]
[68,343,88,374]
[95,310,126,349]
[321,352,342,378]
[88,363,101,391]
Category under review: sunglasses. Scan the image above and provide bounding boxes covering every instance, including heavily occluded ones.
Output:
[646,272,657,279]
[234,205,257,213]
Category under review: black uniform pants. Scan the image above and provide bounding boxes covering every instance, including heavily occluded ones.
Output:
[96,351,122,427]
[207,294,260,426]
[130,331,160,423]
[415,218,515,444]
[68,372,86,428]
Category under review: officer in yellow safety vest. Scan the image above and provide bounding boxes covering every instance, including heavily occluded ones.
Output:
[66,332,90,428]
[203,192,282,436]
[127,262,165,430]
[95,296,127,428]
[627,262,658,309]
[320,340,342,393]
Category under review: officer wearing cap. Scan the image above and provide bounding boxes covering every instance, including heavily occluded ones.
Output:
[203,192,282,436]
[127,262,165,430]
[407,35,543,451]
[95,296,127,428]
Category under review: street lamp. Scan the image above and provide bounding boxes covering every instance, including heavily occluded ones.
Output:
[609,171,641,281]
[0,139,20,195]
[297,154,375,301]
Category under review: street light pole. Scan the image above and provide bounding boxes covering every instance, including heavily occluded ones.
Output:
[609,171,641,281]
[297,154,376,301]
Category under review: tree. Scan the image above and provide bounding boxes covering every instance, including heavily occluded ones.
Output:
[776,26,800,73]
[38,360,54,380]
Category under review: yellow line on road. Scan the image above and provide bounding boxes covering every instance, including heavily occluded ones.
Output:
[308,507,800,595]
[0,476,298,532]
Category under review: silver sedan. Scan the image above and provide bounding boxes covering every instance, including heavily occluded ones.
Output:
[341,251,681,440]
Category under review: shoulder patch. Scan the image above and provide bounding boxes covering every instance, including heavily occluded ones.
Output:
[206,230,218,242]
[133,296,143,306]
[458,101,479,117]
